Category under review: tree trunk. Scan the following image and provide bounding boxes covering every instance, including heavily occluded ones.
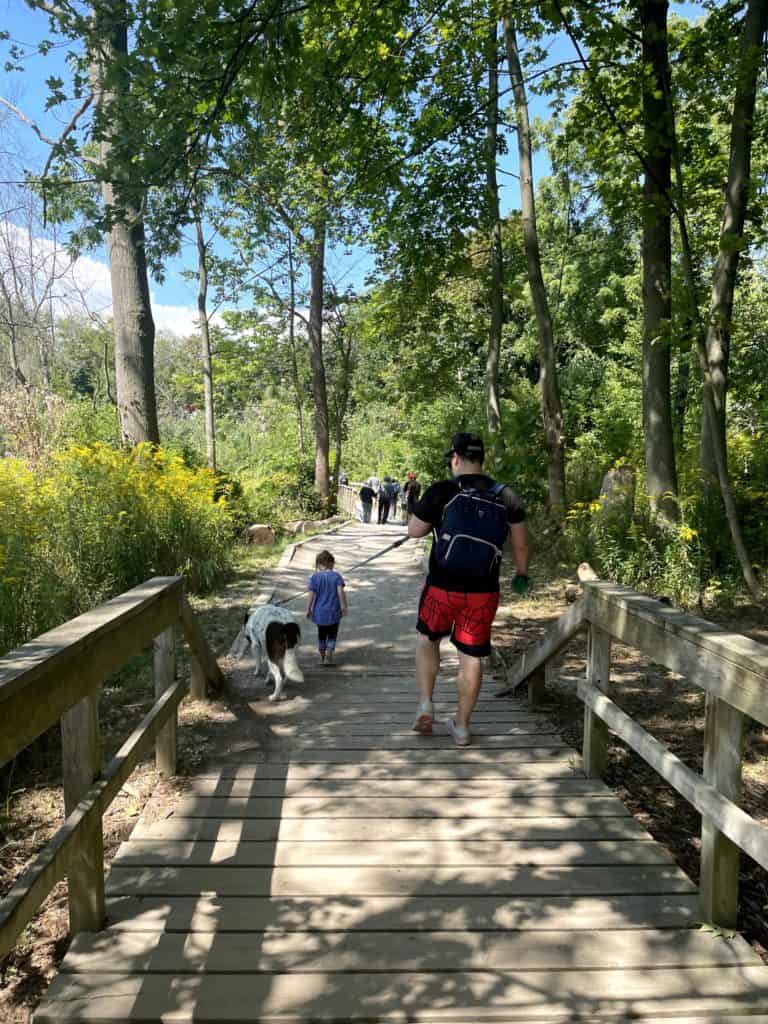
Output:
[485,18,504,457]
[308,218,330,502]
[665,0,765,598]
[503,17,566,512]
[195,215,216,470]
[93,3,159,447]
[700,0,768,481]
[287,232,304,453]
[640,0,678,522]
[332,327,354,490]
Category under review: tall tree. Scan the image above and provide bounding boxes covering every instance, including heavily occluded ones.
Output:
[308,215,330,503]
[700,0,768,482]
[485,16,504,456]
[640,0,678,521]
[194,213,216,469]
[503,14,566,512]
[92,1,159,445]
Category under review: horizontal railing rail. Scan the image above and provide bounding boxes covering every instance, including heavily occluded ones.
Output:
[0,577,225,960]
[497,578,768,929]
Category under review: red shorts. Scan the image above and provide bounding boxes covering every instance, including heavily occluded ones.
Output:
[417,585,499,657]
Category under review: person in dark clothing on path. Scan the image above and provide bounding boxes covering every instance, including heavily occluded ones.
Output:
[359,482,375,523]
[378,478,394,524]
[407,432,530,746]
[403,472,421,520]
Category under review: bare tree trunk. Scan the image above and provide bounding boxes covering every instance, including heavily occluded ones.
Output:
[287,232,304,453]
[700,0,768,482]
[195,215,216,470]
[504,17,566,512]
[640,0,678,522]
[485,17,504,457]
[94,3,159,446]
[308,218,330,502]
[332,328,354,488]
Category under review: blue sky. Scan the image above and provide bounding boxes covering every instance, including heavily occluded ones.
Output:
[0,0,707,328]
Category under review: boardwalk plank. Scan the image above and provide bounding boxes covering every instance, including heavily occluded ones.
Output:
[130,815,652,843]
[61,927,760,974]
[194,762,582,781]
[104,863,696,897]
[184,777,608,798]
[113,838,674,867]
[33,965,768,1021]
[105,892,703,933]
[167,794,633,819]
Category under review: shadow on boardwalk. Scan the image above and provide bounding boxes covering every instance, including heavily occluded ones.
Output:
[30,524,768,1022]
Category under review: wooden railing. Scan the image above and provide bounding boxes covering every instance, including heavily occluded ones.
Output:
[0,577,225,960]
[497,579,768,929]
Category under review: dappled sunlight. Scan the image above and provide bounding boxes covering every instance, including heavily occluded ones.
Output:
[35,523,768,1021]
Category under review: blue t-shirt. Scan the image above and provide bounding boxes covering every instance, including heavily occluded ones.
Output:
[308,570,345,626]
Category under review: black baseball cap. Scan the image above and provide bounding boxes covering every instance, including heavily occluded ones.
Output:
[444,432,485,463]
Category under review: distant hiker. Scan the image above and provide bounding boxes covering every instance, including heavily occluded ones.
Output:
[403,472,421,520]
[307,549,347,666]
[407,432,530,746]
[359,482,375,523]
[378,477,394,524]
[368,474,380,493]
[339,471,349,486]
[389,478,402,521]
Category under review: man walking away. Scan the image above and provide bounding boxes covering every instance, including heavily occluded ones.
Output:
[389,478,401,522]
[407,432,530,746]
[378,477,393,524]
[359,481,375,523]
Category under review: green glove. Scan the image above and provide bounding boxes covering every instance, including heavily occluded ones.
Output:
[511,574,531,596]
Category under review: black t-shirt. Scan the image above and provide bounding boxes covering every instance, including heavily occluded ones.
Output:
[359,485,375,503]
[413,474,526,593]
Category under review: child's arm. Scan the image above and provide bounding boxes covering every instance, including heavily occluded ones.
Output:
[307,589,315,619]
[337,583,347,616]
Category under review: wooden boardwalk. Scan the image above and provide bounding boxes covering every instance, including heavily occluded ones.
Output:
[33,526,768,1021]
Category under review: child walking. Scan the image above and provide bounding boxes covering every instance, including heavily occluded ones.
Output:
[307,550,347,665]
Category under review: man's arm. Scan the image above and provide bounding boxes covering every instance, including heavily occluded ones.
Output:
[509,522,530,575]
[408,514,432,539]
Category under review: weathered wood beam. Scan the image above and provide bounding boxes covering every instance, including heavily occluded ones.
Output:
[495,599,588,698]
[0,678,186,960]
[180,594,225,698]
[583,581,768,725]
[583,625,612,779]
[577,681,768,877]
[0,578,183,767]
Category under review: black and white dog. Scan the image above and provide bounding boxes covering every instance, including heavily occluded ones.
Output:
[242,603,304,701]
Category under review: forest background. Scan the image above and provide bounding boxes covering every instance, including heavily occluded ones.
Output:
[0,0,766,659]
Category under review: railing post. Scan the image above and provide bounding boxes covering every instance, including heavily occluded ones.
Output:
[60,693,105,934]
[527,665,546,709]
[700,693,744,928]
[583,623,612,778]
[190,656,207,700]
[153,625,178,776]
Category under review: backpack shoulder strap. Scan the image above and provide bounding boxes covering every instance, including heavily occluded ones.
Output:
[488,481,507,500]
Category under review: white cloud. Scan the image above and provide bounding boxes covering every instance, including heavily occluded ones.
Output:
[1,221,208,337]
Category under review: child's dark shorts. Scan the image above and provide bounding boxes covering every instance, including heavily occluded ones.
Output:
[416,585,499,657]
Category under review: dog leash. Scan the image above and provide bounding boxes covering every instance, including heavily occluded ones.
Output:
[273,533,412,608]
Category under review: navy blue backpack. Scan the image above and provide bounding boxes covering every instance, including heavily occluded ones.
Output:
[433,481,508,577]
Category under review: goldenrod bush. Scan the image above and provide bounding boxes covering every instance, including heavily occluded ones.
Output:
[0,443,234,655]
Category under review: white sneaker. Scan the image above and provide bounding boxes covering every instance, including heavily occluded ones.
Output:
[413,699,434,735]
[446,718,471,746]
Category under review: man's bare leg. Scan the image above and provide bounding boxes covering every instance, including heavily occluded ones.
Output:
[455,652,483,729]
[415,633,440,703]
